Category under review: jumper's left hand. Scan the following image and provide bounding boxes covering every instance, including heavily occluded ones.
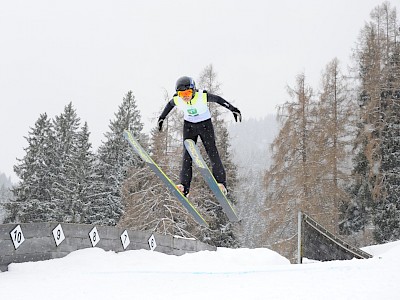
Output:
[231,107,242,122]
[157,117,164,131]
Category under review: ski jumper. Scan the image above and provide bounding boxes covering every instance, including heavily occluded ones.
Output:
[159,90,236,193]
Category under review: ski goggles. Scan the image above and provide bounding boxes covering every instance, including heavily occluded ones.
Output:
[177,89,193,98]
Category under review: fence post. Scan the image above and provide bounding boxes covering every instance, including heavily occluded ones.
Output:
[297,211,303,264]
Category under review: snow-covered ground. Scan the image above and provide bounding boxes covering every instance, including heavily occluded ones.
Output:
[1,241,400,299]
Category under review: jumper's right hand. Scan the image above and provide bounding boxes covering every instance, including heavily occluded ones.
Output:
[158,118,164,131]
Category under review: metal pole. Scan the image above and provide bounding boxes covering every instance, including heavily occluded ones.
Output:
[297,211,303,264]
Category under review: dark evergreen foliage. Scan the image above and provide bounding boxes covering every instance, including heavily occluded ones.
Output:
[374,90,400,242]
[341,3,400,243]
[93,91,145,226]
[4,94,145,226]
[6,113,56,222]
[340,141,374,234]
[51,103,83,222]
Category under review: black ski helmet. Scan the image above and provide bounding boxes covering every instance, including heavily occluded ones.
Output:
[175,76,196,91]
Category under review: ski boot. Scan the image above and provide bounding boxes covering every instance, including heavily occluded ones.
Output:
[176,184,190,197]
[217,183,228,196]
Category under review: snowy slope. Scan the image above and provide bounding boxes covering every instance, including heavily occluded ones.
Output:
[1,242,400,299]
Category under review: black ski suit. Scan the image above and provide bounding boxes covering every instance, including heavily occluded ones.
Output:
[158,90,240,195]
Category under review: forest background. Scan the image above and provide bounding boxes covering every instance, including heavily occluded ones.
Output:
[1,2,399,261]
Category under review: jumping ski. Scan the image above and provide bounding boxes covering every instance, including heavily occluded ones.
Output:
[184,139,240,222]
[123,130,208,227]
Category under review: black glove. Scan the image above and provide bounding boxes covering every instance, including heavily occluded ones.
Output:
[231,107,242,122]
[157,118,164,132]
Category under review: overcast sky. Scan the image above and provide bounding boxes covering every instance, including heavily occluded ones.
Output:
[0,0,392,181]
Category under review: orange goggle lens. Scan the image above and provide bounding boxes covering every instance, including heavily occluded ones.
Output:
[178,89,193,98]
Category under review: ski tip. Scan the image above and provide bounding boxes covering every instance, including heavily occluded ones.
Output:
[228,215,241,223]
[200,221,209,227]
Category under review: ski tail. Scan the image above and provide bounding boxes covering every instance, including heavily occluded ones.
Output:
[123,130,208,227]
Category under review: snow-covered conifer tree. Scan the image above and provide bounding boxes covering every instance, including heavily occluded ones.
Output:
[70,122,99,223]
[6,113,56,222]
[51,102,82,222]
[93,91,145,226]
